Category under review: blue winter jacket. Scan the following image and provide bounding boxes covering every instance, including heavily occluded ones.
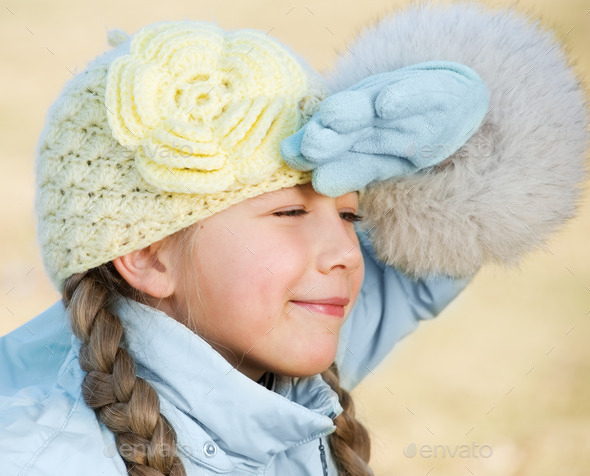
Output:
[0,231,470,475]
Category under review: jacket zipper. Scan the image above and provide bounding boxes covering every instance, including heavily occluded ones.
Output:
[318,438,328,476]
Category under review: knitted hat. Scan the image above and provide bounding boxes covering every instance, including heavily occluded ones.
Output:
[35,21,329,290]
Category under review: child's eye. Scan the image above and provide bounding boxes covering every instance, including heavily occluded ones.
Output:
[273,209,364,223]
[340,212,364,223]
[273,209,308,218]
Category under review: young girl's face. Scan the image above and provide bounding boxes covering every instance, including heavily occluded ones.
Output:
[169,182,365,380]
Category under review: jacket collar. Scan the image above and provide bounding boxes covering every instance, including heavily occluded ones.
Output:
[109,296,342,467]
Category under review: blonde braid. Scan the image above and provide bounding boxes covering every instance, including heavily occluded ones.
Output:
[322,363,373,476]
[62,264,186,476]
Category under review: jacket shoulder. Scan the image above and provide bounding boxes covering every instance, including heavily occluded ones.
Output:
[0,301,72,397]
[0,343,126,475]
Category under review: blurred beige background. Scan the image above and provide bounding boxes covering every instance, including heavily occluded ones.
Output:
[1,0,589,474]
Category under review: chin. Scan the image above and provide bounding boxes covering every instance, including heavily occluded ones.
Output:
[280,350,338,378]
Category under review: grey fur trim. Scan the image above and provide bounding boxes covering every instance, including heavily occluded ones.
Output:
[326,2,589,278]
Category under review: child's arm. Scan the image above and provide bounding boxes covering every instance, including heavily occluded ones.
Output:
[283,3,587,282]
[335,230,471,391]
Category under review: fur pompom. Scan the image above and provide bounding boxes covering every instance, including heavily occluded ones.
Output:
[327,2,589,278]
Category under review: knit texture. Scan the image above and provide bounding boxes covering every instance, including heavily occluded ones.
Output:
[36,21,329,290]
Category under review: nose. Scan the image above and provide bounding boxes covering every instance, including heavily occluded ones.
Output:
[314,210,364,276]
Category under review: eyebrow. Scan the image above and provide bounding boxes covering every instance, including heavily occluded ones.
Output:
[248,190,286,203]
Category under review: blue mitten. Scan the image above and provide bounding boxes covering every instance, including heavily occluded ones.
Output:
[281,61,489,197]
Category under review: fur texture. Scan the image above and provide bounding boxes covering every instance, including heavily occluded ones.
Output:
[326,2,589,278]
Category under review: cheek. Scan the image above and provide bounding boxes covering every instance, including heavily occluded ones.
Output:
[196,228,293,308]
[355,259,365,295]
[346,258,365,315]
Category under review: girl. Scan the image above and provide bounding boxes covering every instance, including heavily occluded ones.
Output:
[0,19,483,476]
[1,3,587,475]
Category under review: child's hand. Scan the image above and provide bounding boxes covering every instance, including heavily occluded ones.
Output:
[281,61,489,197]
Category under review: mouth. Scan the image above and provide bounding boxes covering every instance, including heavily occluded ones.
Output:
[289,298,349,318]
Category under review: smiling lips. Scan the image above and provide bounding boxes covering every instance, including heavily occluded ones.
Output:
[289,297,350,318]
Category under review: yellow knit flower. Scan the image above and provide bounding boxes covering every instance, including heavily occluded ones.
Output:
[105,21,310,193]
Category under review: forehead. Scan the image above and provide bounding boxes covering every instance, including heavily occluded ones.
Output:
[249,184,359,203]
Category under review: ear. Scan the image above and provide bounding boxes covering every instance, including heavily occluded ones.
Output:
[112,240,176,299]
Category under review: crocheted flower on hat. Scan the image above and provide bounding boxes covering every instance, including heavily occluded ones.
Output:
[105,21,310,194]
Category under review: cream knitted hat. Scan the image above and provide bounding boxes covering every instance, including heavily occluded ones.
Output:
[35,21,329,290]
